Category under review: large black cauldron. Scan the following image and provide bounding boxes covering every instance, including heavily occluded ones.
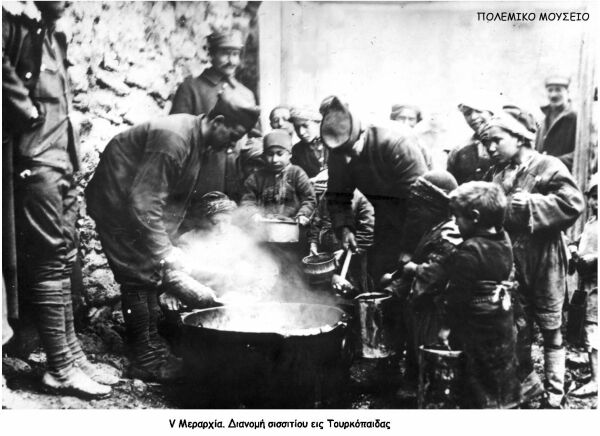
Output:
[180,302,352,408]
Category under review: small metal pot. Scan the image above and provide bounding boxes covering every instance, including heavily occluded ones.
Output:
[260,218,299,243]
[302,252,336,283]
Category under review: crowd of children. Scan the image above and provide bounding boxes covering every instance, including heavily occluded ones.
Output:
[166,97,595,409]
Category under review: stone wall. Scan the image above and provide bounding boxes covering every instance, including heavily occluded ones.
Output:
[46,1,261,334]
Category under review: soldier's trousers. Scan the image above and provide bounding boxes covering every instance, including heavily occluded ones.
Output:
[15,165,80,377]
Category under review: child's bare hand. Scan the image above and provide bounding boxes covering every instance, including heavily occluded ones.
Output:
[438,328,451,347]
[402,261,418,275]
[511,192,530,209]
[296,215,310,226]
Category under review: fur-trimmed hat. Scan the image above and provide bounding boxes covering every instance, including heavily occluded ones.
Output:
[198,191,237,218]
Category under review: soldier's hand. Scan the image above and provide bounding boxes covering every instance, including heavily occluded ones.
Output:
[163,270,217,309]
[159,292,184,311]
[340,227,357,252]
[511,192,530,210]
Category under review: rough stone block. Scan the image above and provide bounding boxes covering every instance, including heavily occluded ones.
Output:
[83,268,120,307]
[96,71,130,96]
[2,357,32,379]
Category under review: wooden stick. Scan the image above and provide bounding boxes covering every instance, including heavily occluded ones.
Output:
[340,250,353,281]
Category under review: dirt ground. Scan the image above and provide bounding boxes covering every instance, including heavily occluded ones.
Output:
[2,330,597,410]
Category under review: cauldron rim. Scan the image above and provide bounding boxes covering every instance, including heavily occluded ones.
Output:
[181,302,348,338]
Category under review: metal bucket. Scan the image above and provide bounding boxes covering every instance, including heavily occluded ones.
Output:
[354,292,393,358]
[417,345,464,409]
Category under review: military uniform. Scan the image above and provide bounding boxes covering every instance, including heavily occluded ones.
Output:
[170,67,257,201]
[86,89,259,375]
[170,66,256,117]
[535,104,577,171]
[2,6,85,378]
[327,126,427,279]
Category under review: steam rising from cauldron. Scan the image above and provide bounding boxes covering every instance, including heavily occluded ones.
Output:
[177,208,339,309]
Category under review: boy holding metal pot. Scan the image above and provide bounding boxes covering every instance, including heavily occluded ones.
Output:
[241,129,316,223]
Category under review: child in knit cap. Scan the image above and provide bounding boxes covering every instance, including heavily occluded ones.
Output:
[241,129,316,224]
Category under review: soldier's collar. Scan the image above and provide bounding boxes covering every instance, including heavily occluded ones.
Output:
[203,66,237,87]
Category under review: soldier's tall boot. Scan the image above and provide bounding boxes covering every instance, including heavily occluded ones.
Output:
[62,277,120,385]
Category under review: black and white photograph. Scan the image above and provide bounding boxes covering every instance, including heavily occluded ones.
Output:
[1,0,597,425]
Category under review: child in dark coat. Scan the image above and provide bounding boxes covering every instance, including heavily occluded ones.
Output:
[241,129,316,222]
[383,171,462,392]
[440,181,520,409]
[241,130,316,290]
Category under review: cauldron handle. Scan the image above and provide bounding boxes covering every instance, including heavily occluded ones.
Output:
[178,310,204,328]
[340,331,354,365]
